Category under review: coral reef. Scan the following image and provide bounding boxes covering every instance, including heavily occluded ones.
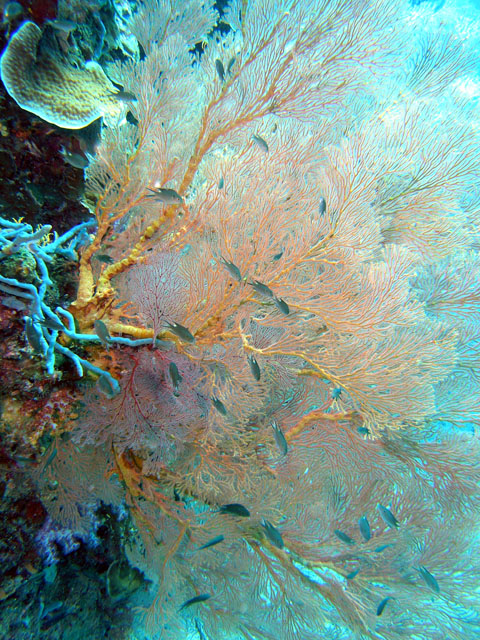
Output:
[0,21,122,128]
[1,0,480,639]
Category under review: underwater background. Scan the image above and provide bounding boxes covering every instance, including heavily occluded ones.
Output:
[1,0,480,638]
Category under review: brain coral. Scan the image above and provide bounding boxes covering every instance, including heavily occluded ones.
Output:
[0,21,122,129]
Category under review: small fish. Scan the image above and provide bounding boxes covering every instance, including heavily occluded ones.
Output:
[94,319,111,348]
[179,593,211,611]
[146,187,184,205]
[318,196,326,216]
[97,375,120,400]
[39,315,65,332]
[273,249,284,261]
[60,147,89,169]
[3,2,23,22]
[75,117,102,154]
[48,18,76,33]
[166,322,195,343]
[252,134,269,153]
[215,59,225,82]
[25,318,43,353]
[247,354,261,381]
[358,516,371,542]
[198,535,224,551]
[221,257,242,281]
[97,374,120,399]
[357,426,370,436]
[42,444,57,469]
[10,455,35,468]
[227,57,236,74]
[334,529,355,545]
[111,90,137,102]
[249,280,274,298]
[1,295,26,311]
[126,110,139,126]
[377,504,399,529]
[218,176,224,189]
[40,599,64,619]
[331,387,342,399]
[374,544,395,553]
[212,396,227,415]
[261,519,284,549]
[218,503,250,517]
[94,253,114,264]
[417,566,440,593]
[346,568,360,580]
[376,597,391,616]
[41,607,75,630]
[169,362,182,396]
[273,296,289,315]
[271,420,288,456]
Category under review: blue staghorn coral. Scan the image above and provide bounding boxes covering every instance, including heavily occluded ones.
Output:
[0,215,152,391]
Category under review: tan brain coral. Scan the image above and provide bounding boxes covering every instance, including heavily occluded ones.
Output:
[0,21,122,129]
